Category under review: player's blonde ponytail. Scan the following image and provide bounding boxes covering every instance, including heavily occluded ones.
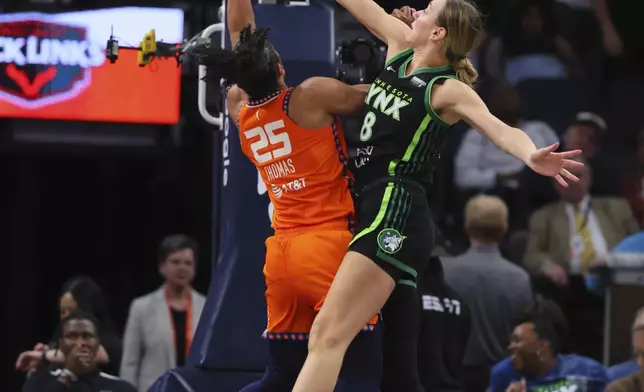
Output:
[436,0,483,88]
[453,57,478,88]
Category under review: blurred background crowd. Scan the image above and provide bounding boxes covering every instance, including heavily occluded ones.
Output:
[3,0,644,391]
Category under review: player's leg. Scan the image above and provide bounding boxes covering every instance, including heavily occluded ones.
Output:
[239,234,309,392]
[292,250,395,392]
[337,319,383,392]
[293,182,432,392]
[239,339,308,392]
[291,229,383,392]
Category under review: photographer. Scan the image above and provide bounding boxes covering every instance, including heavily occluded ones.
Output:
[23,311,135,392]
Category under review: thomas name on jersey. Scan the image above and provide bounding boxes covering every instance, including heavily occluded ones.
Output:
[364,78,413,121]
[264,158,296,181]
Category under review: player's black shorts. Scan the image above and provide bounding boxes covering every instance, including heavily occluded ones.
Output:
[349,177,435,287]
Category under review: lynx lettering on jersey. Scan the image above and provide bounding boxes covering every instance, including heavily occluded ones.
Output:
[0,19,105,108]
[364,78,412,121]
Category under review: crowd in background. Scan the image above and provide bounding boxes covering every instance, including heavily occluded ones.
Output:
[13,0,644,391]
[16,235,205,392]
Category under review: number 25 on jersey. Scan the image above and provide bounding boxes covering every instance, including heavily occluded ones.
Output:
[244,119,292,163]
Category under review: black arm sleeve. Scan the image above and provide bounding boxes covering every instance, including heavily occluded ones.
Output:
[22,369,69,392]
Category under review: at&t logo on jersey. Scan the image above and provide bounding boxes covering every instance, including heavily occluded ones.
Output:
[269,178,307,199]
[0,16,104,108]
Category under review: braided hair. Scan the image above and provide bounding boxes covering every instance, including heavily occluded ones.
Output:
[195,24,282,100]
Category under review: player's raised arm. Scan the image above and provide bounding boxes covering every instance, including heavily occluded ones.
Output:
[336,0,410,52]
[227,0,256,47]
[295,77,368,116]
[433,78,583,186]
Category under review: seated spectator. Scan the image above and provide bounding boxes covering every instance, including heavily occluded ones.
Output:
[444,195,532,392]
[22,311,136,392]
[620,130,644,226]
[490,297,608,392]
[417,254,471,392]
[16,276,122,376]
[524,157,638,359]
[453,80,558,229]
[607,308,644,382]
[120,234,205,392]
[483,0,581,85]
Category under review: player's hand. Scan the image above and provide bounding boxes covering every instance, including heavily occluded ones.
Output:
[527,142,583,187]
[506,378,527,392]
[391,6,415,27]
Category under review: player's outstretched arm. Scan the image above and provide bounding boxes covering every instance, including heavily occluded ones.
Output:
[297,77,368,116]
[432,79,583,186]
[227,0,255,47]
[336,0,410,56]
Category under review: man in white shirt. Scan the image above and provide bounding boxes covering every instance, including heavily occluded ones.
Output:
[454,80,559,228]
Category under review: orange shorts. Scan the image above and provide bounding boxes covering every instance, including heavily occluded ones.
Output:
[262,224,379,339]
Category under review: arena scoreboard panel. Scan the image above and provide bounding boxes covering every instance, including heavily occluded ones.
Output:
[0,7,184,124]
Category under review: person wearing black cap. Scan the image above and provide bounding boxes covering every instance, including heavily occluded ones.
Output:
[563,111,618,195]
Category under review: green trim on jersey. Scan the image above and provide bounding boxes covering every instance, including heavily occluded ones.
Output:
[398,279,416,288]
[424,75,457,127]
[385,48,413,67]
[399,55,452,79]
[387,114,432,176]
[349,182,417,279]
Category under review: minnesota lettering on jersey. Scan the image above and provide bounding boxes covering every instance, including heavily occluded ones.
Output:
[364,77,413,121]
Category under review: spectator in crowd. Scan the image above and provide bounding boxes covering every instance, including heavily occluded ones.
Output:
[22,311,136,392]
[607,308,644,381]
[620,130,644,226]
[443,195,532,392]
[453,80,558,229]
[417,254,471,392]
[553,0,622,58]
[490,297,608,392]
[554,0,618,106]
[120,234,205,392]
[524,157,638,359]
[483,0,581,85]
[562,112,618,195]
[16,276,122,376]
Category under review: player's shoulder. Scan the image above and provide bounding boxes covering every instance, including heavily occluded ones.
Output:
[296,77,351,99]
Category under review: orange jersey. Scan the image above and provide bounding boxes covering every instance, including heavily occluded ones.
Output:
[238,88,354,230]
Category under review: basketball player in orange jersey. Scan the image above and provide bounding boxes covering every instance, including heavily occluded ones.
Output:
[194,0,381,391]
